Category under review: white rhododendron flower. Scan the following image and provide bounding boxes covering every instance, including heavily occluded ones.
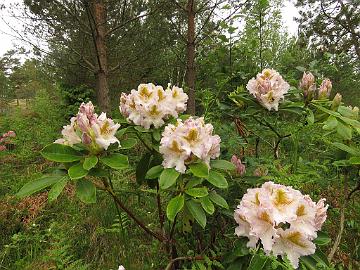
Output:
[118,265,125,270]
[159,117,221,173]
[119,83,188,129]
[234,181,328,269]
[246,69,290,111]
[55,102,120,152]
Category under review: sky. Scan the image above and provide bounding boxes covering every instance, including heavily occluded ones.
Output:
[0,0,300,58]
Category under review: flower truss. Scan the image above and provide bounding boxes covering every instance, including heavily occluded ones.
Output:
[246,69,290,111]
[234,181,328,268]
[55,102,120,152]
[159,117,221,173]
[120,83,188,129]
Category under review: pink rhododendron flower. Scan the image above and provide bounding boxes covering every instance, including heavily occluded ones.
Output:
[234,181,328,269]
[159,117,221,173]
[231,155,246,175]
[246,69,290,111]
[55,102,120,152]
[299,72,316,101]
[119,83,188,129]
[318,78,332,99]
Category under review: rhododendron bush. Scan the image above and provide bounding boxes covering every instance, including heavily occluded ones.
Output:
[16,71,360,270]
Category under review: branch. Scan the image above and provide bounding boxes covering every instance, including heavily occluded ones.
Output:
[165,256,221,270]
[171,0,187,12]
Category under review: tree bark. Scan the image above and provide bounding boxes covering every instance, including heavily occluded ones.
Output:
[92,0,110,112]
[185,0,196,115]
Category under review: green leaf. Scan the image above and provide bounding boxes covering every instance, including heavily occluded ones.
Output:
[185,187,208,197]
[209,191,229,209]
[336,121,352,140]
[299,255,318,270]
[136,153,151,185]
[41,143,82,162]
[189,162,209,178]
[76,179,96,203]
[185,178,203,189]
[116,127,128,138]
[166,194,184,221]
[200,196,214,215]
[323,116,338,130]
[120,138,138,149]
[247,254,268,270]
[159,168,180,189]
[186,200,206,228]
[17,175,66,198]
[206,170,228,189]
[100,153,129,170]
[332,142,360,156]
[68,162,88,180]
[83,156,98,170]
[210,160,235,170]
[48,176,69,202]
[313,232,331,246]
[349,156,360,164]
[134,126,151,133]
[307,109,314,125]
[338,106,355,118]
[145,165,164,179]
[87,168,110,178]
[152,129,161,142]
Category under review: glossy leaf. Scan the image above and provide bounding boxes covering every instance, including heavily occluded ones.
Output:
[145,165,163,179]
[68,162,88,180]
[210,159,235,170]
[100,153,129,170]
[83,156,98,170]
[159,168,180,189]
[41,143,82,162]
[200,196,214,215]
[120,138,138,149]
[209,191,229,209]
[186,200,206,228]
[48,176,69,202]
[247,254,268,270]
[76,179,96,203]
[185,187,208,198]
[17,175,66,198]
[166,194,184,221]
[189,162,209,178]
[206,170,228,188]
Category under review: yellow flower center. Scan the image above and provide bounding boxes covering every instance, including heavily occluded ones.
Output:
[285,231,307,248]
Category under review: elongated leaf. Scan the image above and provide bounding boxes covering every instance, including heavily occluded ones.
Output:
[209,191,229,209]
[336,121,352,140]
[159,168,180,189]
[323,115,338,131]
[17,175,65,198]
[146,165,164,179]
[100,153,129,170]
[349,156,360,164]
[185,178,203,189]
[185,187,208,198]
[88,168,110,178]
[247,254,268,270]
[206,170,228,189]
[41,143,82,162]
[166,194,184,221]
[68,163,88,180]
[189,162,209,178]
[332,142,360,156]
[48,176,69,202]
[83,156,98,170]
[76,179,96,203]
[200,196,214,215]
[120,138,138,149]
[186,200,206,228]
[210,160,235,170]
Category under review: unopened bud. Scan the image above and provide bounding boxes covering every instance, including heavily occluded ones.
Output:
[318,79,332,99]
[331,93,342,111]
[299,72,316,102]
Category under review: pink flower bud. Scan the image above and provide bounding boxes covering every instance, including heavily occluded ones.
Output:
[5,131,16,138]
[299,72,316,101]
[253,166,268,177]
[231,155,246,176]
[318,79,332,99]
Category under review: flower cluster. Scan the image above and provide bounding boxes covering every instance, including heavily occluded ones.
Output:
[234,181,328,268]
[231,155,246,176]
[0,131,16,151]
[246,69,290,111]
[159,117,221,173]
[298,71,333,101]
[55,102,120,152]
[120,83,188,129]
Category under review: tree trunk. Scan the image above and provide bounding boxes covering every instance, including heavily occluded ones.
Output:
[185,0,196,115]
[93,0,110,112]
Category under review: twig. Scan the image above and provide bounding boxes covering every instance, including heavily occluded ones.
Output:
[165,256,221,270]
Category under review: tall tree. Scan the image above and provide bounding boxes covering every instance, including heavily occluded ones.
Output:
[296,0,360,61]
